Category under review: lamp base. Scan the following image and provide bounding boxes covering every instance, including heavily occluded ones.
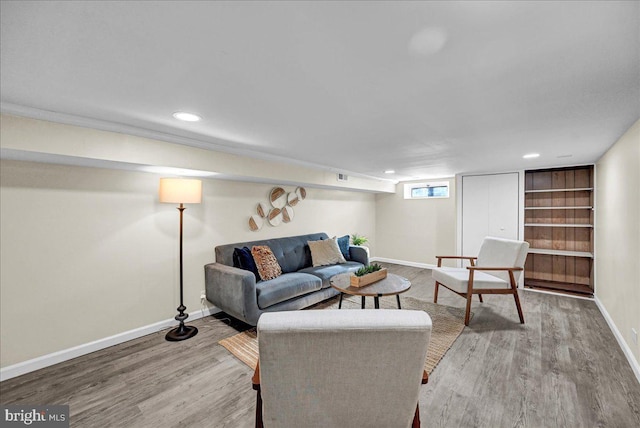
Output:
[165,324,198,341]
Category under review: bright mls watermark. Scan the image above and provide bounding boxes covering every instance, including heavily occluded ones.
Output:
[1,406,69,427]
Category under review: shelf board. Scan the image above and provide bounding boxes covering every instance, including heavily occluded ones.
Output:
[524,279,593,296]
[525,187,593,193]
[525,206,592,210]
[527,248,593,258]
[525,223,593,228]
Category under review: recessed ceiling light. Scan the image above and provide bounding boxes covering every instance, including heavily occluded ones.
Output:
[172,111,201,122]
[408,27,448,57]
[523,153,540,159]
[384,170,395,174]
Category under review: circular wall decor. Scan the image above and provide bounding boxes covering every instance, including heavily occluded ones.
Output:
[282,206,294,223]
[295,186,307,201]
[268,208,283,226]
[249,215,263,231]
[270,187,287,208]
[287,192,299,206]
[257,202,268,218]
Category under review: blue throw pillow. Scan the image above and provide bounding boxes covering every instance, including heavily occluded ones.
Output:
[336,235,351,261]
[233,247,260,281]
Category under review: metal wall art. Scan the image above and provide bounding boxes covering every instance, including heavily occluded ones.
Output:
[248,186,306,231]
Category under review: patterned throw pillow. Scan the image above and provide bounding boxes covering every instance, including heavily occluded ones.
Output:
[251,245,282,281]
[308,237,347,267]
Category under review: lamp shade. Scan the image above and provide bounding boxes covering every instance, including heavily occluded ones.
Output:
[159,178,202,204]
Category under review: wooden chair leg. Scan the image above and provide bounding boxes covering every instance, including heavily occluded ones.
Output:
[512,288,525,324]
[253,363,263,428]
[509,271,525,324]
[434,257,443,304]
[255,389,263,428]
[464,272,474,326]
[412,403,420,428]
[464,292,473,326]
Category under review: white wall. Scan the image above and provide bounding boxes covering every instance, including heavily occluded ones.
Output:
[595,118,640,364]
[0,114,395,193]
[0,159,376,368]
[375,178,456,266]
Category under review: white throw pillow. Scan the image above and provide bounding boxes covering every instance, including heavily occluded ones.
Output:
[308,237,347,267]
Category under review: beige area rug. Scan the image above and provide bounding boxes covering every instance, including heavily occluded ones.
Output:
[218,296,470,374]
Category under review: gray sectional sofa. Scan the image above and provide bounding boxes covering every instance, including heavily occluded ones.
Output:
[204,232,368,325]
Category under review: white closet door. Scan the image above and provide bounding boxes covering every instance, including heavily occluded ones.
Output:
[462,173,519,257]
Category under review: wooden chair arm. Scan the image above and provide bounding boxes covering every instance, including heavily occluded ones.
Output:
[436,256,477,267]
[436,256,477,260]
[466,266,523,271]
[252,362,260,391]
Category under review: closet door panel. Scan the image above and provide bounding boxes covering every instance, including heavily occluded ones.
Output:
[487,173,520,239]
[462,173,519,258]
[462,175,490,257]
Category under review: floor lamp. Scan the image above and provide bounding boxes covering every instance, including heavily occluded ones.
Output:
[159,177,202,341]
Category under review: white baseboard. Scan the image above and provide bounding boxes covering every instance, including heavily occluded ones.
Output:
[523,287,594,301]
[0,306,220,382]
[594,296,640,384]
[371,257,436,270]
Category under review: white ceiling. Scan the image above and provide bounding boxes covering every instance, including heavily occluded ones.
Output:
[1,1,638,181]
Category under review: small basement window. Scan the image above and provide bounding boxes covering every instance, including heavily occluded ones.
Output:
[404,181,450,199]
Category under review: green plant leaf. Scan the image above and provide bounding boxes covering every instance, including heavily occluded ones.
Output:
[354,263,382,276]
[351,233,368,246]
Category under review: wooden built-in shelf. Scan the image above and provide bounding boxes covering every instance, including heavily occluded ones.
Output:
[525,223,593,228]
[527,248,593,258]
[525,206,592,210]
[525,279,593,297]
[525,187,593,193]
[524,166,594,296]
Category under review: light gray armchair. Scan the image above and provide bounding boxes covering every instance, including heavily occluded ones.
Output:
[252,309,432,427]
[432,236,529,326]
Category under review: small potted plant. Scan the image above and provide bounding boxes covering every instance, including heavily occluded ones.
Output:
[350,262,387,287]
[350,233,370,258]
[351,233,368,246]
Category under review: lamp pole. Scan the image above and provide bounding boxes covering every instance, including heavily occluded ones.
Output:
[159,178,201,342]
[165,203,198,341]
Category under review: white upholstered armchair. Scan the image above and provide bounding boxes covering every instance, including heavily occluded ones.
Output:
[252,309,432,428]
[432,237,529,326]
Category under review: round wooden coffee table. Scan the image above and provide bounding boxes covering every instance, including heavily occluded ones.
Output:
[330,272,411,309]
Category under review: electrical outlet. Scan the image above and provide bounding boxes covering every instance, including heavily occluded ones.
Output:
[632,328,638,345]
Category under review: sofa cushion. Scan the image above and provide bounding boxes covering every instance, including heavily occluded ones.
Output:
[336,235,351,261]
[232,247,260,281]
[215,233,329,273]
[308,237,346,267]
[256,273,322,309]
[252,246,282,281]
[299,261,364,288]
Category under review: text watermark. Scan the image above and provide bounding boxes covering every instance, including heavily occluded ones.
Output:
[1,406,69,427]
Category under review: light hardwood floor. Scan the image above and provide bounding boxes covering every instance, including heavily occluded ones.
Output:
[2,263,640,427]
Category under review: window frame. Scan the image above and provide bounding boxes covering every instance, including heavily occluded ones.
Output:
[403,181,450,200]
